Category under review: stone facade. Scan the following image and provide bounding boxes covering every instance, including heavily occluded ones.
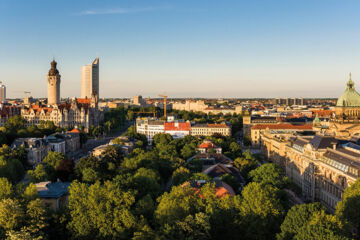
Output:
[260,133,360,212]
[11,138,50,166]
[21,96,103,132]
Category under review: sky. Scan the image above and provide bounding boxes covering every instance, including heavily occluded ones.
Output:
[1,0,360,99]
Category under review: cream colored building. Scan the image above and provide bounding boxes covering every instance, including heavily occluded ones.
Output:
[251,123,314,146]
[191,123,231,137]
[47,60,61,105]
[81,58,99,99]
[260,133,360,212]
[22,59,103,132]
[136,117,165,144]
[172,100,209,112]
[21,97,103,132]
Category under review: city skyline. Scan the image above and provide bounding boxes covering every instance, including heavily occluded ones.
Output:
[1,0,360,98]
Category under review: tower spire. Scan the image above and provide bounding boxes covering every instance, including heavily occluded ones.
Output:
[347,72,354,90]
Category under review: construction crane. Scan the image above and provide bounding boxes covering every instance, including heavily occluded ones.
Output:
[158,93,168,119]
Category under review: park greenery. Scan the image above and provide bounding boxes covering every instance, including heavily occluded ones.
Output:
[0,109,359,239]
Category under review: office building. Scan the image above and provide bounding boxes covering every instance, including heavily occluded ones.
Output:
[81,58,99,99]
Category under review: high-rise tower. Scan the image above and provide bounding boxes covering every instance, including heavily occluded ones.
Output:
[0,81,6,103]
[81,58,99,99]
[47,60,61,105]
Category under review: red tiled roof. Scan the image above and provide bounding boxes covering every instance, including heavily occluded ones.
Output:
[312,110,334,118]
[181,181,235,198]
[69,128,80,133]
[76,98,91,104]
[164,122,191,131]
[251,124,313,130]
[199,142,218,149]
[27,105,53,114]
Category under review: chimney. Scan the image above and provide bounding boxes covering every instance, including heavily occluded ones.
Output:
[331,142,337,150]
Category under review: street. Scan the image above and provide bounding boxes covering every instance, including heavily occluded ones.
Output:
[68,122,133,163]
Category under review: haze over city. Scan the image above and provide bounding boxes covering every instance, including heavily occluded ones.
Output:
[2,0,360,98]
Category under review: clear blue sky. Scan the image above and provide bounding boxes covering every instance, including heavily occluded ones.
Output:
[1,0,360,98]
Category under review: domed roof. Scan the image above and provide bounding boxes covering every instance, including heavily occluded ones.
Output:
[48,59,59,76]
[336,73,360,107]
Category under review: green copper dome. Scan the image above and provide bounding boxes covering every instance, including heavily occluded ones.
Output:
[336,73,360,107]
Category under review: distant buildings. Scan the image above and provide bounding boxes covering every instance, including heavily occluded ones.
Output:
[132,95,147,106]
[11,131,80,166]
[136,117,232,144]
[191,123,231,137]
[136,118,165,144]
[81,58,99,99]
[0,81,6,103]
[273,98,304,106]
[11,138,49,166]
[171,99,242,115]
[0,105,21,126]
[22,59,103,132]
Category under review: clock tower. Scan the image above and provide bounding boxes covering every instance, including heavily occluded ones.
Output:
[47,59,61,105]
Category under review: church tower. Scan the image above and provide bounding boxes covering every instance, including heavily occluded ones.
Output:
[47,59,61,105]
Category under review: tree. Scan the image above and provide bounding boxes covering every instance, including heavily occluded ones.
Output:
[155,185,199,226]
[239,182,285,240]
[28,164,48,183]
[0,199,24,231]
[249,163,289,188]
[162,213,211,240]
[234,156,257,180]
[172,167,191,186]
[24,199,48,239]
[5,116,26,133]
[336,178,360,234]
[0,178,12,200]
[23,183,39,202]
[220,174,241,193]
[43,152,65,170]
[187,158,203,173]
[294,210,350,240]
[153,133,173,147]
[133,168,161,198]
[277,202,325,240]
[43,151,66,181]
[180,143,197,160]
[56,159,74,182]
[67,181,138,239]
[227,142,242,159]
[190,173,212,181]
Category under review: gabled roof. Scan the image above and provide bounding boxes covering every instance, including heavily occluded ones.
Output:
[199,140,219,149]
[309,135,337,150]
[203,163,245,184]
[35,181,70,198]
